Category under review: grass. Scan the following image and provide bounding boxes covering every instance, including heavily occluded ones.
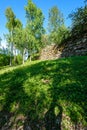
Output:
[0,56,87,130]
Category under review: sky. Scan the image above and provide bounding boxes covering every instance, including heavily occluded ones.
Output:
[0,0,85,47]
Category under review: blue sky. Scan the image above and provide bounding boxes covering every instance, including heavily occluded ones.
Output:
[0,0,85,47]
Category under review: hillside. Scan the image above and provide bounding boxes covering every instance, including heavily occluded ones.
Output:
[40,32,87,60]
[0,56,87,130]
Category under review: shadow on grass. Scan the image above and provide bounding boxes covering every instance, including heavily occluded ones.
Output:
[0,56,87,130]
[0,67,29,129]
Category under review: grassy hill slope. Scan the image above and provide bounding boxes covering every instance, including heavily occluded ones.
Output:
[0,56,87,130]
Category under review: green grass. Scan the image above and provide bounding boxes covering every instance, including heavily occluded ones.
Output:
[0,56,87,129]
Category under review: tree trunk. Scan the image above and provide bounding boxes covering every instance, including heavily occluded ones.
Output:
[30,55,32,62]
[22,48,26,64]
[10,55,12,66]
[14,47,16,64]
[9,31,14,66]
[29,46,32,62]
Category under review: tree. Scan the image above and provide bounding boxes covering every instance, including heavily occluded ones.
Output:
[25,0,45,61]
[5,8,23,65]
[49,25,70,45]
[41,34,50,47]
[5,7,16,66]
[48,6,68,44]
[48,6,64,33]
[69,5,87,34]
[14,27,28,64]
[13,19,23,64]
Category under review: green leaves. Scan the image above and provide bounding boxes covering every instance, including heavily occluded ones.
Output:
[48,6,64,33]
[5,8,16,32]
[49,25,70,45]
[69,5,87,34]
[5,8,23,65]
[48,6,70,45]
[25,0,45,57]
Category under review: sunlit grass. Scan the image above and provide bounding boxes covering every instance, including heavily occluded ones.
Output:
[0,56,87,129]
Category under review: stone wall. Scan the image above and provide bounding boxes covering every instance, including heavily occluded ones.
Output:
[40,32,87,60]
[39,44,62,60]
[61,32,87,58]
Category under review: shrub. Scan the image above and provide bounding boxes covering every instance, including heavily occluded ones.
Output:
[12,54,23,65]
[0,54,10,66]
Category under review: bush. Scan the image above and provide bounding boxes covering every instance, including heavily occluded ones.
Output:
[49,25,71,45]
[69,5,87,34]
[12,54,23,65]
[16,54,23,64]
[0,54,10,66]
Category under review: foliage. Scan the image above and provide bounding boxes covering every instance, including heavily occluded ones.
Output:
[12,54,23,65]
[48,6,70,45]
[5,8,16,32]
[25,0,45,61]
[5,1,45,64]
[49,25,71,45]
[5,8,23,65]
[0,47,9,55]
[5,7,15,66]
[0,56,87,129]
[0,53,22,66]
[0,54,10,66]
[13,26,28,64]
[48,6,64,32]
[41,34,50,46]
[16,54,23,65]
[69,5,87,34]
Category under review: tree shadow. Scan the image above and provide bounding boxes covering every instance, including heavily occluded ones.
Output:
[0,67,30,129]
[0,57,87,130]
[45,57,87,130]
[45,102,63,130]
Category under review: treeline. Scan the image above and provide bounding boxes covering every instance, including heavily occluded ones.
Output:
[47,0,87,45]
[0,0,87,66]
